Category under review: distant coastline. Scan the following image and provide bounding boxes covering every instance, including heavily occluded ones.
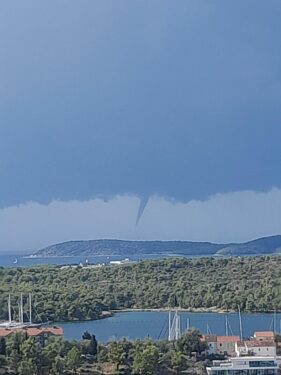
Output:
[29,235,281,258]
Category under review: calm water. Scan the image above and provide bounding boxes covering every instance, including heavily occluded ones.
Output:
[58,311,281,342]
[0,254,169,268]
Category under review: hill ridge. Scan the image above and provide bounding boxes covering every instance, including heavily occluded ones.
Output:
[32,235,281,257]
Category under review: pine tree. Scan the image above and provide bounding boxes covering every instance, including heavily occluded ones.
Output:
[18,337,39,375]
[66,347,81,374]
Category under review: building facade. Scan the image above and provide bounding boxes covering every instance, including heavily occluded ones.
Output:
[206,356,280,375]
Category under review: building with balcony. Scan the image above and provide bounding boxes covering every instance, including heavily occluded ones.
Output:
[206,356,280,375]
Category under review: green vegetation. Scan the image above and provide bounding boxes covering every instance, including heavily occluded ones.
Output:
[0,329,208,374]
[1,255,281,322]
[33,235,281,257]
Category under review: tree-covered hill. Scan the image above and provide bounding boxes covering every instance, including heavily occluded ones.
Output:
[1,255,281,322]
[32,235,281,257]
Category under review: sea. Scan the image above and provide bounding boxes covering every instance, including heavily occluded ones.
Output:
[0,254,168,268]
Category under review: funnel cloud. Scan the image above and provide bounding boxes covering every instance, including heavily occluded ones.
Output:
[0,1,281,249]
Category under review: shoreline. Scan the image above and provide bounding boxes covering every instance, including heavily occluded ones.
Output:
[112,307,233,314]
[22,253,177,259]
[110,307,281,315]
[53,308,281,325]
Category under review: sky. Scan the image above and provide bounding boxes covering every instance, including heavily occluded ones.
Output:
[0,1,281,252]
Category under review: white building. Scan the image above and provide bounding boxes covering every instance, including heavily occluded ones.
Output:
[203,335,240,356]
[203,335,217,355]
[246,340,276,357]
[206,356,280,375]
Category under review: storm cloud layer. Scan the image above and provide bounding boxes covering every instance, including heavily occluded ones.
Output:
[1,1,281,208]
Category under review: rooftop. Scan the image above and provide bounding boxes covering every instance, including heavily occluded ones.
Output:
[0,329,14,337]
[254,331,274,338]
[24,326,63,336]
[245,340,276,347]
[216,336,240,343]
[0,326,63,338]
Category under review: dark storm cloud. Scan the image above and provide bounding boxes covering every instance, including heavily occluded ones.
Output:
[0,0,281,208]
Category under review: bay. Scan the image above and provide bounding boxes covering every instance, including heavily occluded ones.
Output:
[58,311,281,342]
[0,254,169,268]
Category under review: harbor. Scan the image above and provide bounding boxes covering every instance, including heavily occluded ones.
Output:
[58,310,281,342]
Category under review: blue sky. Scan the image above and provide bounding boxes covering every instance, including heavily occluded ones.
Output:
[0,1,281,251]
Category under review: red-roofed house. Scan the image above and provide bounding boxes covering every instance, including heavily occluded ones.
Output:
[23,326,63,347]
[245,340,276,357]
[216,336,240,356]
[236,339,276,357]
[0,326,63,348]
[202,335,217,355]
[202,335,240,356]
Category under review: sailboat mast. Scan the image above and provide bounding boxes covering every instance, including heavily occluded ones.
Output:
[225,315,229,336]
[8,294,12,324]
[20,293,24,324]
[29,293,32,325]
[238,306,243,340]
[168,311,171,341]
[186,317,190,331]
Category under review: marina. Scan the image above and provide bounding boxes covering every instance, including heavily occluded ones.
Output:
[58,310,281,342]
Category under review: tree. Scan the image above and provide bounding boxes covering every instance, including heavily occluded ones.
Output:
[82,331,91,340]
[7,332,26,373]
[18,358,37,375]
[8,349,21,373]
[42,336,66,369]
[97,344,109,363]
[50,356,65,375]
[133,341,159,375]
[176,329,206,356]
[66,347,81,374]
[18,337,39,375]
[81,333,98,357]
[108,341,124,370]
[0,354,6,368]
[171,350,186,374]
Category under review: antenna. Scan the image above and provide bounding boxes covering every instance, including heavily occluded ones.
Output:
[238,306,243,340]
